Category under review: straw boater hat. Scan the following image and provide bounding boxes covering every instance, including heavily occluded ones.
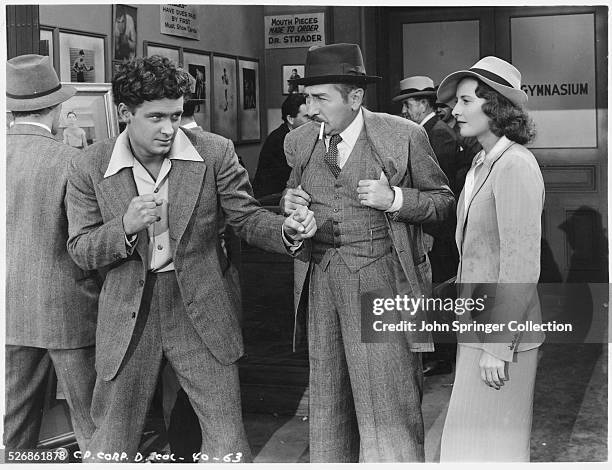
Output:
[392,76,437,102]
[6,54,76,112]
[437,56,528,106]
[289,43,381,86]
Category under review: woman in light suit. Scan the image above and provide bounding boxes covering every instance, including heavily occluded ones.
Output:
[436,57,545,461]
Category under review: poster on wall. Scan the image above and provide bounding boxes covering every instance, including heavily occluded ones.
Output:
[183,50,211,132]
[511,13,597,148]
[282,65,305,95]
[113,4,137,61]
[160,4,199,40]
[57,83,120,147]
[143,42,181,65]
[238,58,260,142]
[212,54,238,141]
[59,31,105,83]
[40,28,54,67]
[264,12,325,49]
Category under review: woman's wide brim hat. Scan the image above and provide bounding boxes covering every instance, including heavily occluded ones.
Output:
[6,54,76,112]
[437,56,528,106]
[290,43,381,86]
[392,76,437,102]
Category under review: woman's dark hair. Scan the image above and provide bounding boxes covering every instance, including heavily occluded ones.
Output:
[112,55,190,110]
[475,79,536,144]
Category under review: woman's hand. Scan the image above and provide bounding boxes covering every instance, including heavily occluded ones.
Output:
[479,350,508,390]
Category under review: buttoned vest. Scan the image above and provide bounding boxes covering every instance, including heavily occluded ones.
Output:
[301,129,391,272]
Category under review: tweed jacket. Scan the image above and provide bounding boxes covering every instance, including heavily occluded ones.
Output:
[67,128,287,381]
[456,137,545,361]
[285,108,455,351]
[6,124,100,349]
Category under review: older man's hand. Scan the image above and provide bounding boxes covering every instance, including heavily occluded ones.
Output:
[357,173,395,211]
[282,205,317,242]
[280,185,311,215]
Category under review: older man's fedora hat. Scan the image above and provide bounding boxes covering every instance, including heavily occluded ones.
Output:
[392,76,437,102]
[6,54,76,112]
[290,43,381,86]
[437,56,528,106]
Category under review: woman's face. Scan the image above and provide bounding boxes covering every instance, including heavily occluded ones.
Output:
[452,77,490,138]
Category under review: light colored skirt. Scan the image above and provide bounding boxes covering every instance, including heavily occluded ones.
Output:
[440,344,538,462]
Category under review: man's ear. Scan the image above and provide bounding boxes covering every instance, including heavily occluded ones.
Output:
[286,115,294,128]
[350,88,364,110]
[117,103,132,123]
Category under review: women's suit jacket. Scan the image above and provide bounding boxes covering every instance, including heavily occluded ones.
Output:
[456,136,545,361]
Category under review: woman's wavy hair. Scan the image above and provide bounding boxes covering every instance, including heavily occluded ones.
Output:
[112,55,189,110]
[475,79,536,144]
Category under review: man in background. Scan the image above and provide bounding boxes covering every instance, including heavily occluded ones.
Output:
[252,93,309,199]
[5,54,99,452]
[394,76,460,376]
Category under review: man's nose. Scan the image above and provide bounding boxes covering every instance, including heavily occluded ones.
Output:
[306,101,319,118]
[160,118,174,135]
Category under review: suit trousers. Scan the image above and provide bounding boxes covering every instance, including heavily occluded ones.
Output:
[4,345,96,451]
[86,271,250,462]
[308,250,425,463]
[440,344,538,461]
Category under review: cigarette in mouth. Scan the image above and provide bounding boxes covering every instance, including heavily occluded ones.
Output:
[318,121,324,140]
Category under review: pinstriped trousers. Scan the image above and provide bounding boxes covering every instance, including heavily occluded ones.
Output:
[440,344,538,461]
[85,271,250,462]
[308,250,425,463]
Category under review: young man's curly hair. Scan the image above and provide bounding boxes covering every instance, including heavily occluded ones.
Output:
[112,55,190,109]
[475,80,536,145]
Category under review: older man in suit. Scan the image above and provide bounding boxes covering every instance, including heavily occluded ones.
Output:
[5,54,100,451]
[66,55,316,462]
[281,43,454,462]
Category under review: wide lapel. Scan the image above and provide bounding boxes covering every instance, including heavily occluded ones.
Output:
[167,159,207,244]
[362,108,407,187]
[458,140,516,244]
[295,123,322,180]
[97,167,148,262]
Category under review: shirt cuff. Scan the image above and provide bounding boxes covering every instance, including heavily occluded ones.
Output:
[125,233,138,255]
[281,227,303,253]
[386,186,404,213]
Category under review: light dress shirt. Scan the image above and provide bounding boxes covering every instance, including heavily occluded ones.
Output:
[103,129,202,272]
[463,135,511,212]
[419,111,436,127]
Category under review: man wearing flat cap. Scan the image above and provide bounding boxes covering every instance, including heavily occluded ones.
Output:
[281,43,454,462]
[4,54,100,451]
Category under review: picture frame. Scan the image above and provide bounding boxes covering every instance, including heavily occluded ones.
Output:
[212,54,238,142]
[238,58,261,143]
[112,4,137,61]
[143,41,181,64]
[59,30,106,83]
[57,83,120,148]
[39,27,55,69]
[183,49,212,132]
[282,65,305,95]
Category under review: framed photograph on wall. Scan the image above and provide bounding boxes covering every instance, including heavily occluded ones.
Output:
[212,54,238,141]
[112,4,137,61]
[282,65,305,95]
[59,31,106,83]
[39,27,55,69]
[143,41,181,64]
[238,58,260,143]
[57,83,120,147]
[183,49,212,132]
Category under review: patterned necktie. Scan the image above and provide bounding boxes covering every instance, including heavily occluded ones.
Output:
[325,134,342,178]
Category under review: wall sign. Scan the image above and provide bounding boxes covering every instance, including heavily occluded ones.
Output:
[160,4,199,40]
[264,13,325,49]
[511,14,596,148]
